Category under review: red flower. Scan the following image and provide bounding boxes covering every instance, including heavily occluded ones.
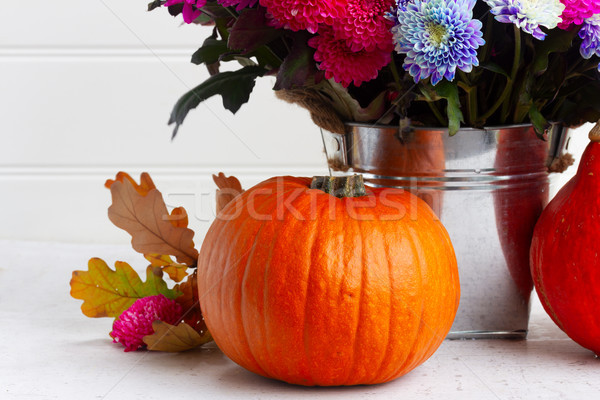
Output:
[559,0,600,29]
[333,0,396,52]
[259,0,346,33]
[308,26,392,87]
[165,0,207,24]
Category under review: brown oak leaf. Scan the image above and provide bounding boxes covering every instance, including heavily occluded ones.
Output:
[107,172,199,267]
[105,171,156,195]
[143,321,213,352]
[213,172,244,213]
[174,271,209,336]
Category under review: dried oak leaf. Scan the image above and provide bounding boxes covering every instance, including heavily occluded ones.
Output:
[173,271,210,337]
[213,172,244,213]
[144,254,189,283]
[105,171,155,195]
[106,172,199,267]
[70,258,179,318]
[143,321,213,352]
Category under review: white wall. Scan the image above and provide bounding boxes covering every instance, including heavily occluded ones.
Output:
[0,1,326,244]
[0,1,589,244]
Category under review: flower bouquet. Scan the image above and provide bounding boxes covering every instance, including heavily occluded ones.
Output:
[150,0,600,136]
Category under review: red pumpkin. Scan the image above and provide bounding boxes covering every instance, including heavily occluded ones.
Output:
[530,126,600,354]
[198,175,459,386]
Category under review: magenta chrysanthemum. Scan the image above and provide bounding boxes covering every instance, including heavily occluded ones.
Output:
[559,0,600,29]
[110,295,182,352]
[308,27,392,87]
[332,0,396,51]
[259,0,346,33]
[165,0,207,24]
[217,0,259,10]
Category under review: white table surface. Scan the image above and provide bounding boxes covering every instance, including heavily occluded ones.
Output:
[1,240,599,400]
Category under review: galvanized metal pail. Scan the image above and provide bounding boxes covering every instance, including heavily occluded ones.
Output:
[322,123,570,339]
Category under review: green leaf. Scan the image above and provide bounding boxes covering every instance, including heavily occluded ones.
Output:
[169,66,267,137]
[532,29,577,74]
[191,38,230,66]
[274,33,315,90]
[479,61,509,78]
[528,102,549,137]
[434,80,464,135]
[228,8,282,54]
[200,3,235,19]
[70,258,179,318]
[147,0,164,12]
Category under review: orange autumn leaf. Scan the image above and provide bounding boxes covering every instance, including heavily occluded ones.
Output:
[105,171,156,196]
[144,254,189,283]
[169,207,189,229]
[213,172,244,213]
[174,272,209,336]
[143,321,213,352]
[107,174,199,266]
[70,258,179,318]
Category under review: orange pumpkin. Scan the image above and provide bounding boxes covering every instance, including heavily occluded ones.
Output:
[198,175,459,386]
[530,126,600,354]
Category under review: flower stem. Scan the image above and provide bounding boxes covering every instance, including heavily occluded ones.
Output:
[389,56,403,90]
[500,26,521,123]
[457,79,477,126]
[224,6,239,19]
[427,101,447,126]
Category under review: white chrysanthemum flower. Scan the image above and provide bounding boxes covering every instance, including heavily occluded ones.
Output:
[484,0,565,40]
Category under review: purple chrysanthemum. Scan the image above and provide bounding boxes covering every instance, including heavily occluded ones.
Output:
[484,0,564,40]
[579,15,600,71]
[164,0,207,24]
[393,0,485,85]
[110,295,182,352]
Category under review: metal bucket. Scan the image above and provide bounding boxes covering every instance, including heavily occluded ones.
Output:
[322,123,570,339]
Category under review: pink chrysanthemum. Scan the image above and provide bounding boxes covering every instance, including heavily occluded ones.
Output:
[110,295,182,352]
[559,0,600,29]
[217,0,259,10]
[332,0,396,52]
[308,26,392,87]
[165,0,207,24]
[259,0,346,33]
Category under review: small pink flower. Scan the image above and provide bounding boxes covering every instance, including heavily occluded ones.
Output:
[308,26,392,87]
[559,0,600,29]
[110,295,182,352]
[165,0,207,24]
[332,0,396,52]
[259,0,346,33]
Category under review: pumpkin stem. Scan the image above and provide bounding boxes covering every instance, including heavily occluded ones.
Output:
[310,175,367,198]
[590,120,600,142]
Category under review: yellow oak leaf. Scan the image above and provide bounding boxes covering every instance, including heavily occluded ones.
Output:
[143,321,213,352]
[107,172,199,267]
[144,254,189,283]
[213,172,244,213]
[70,258,179,318]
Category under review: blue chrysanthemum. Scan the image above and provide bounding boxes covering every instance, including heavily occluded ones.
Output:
[393,0,485,85]
[484,0,564,40]
[579,14,600,72]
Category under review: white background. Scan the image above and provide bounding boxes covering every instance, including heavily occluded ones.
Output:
[0,1,589,244]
